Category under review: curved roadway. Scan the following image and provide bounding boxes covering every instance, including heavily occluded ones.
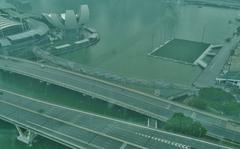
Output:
[0,56,239,143]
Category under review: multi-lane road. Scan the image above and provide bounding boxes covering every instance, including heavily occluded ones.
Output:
[0,56,239,143]
[0,89,234,149]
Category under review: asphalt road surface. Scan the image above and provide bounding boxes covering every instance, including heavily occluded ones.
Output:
[0,89,234,149]
[0,56,239,143]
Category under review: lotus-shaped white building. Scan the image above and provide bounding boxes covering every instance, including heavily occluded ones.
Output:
[42,5,90,30]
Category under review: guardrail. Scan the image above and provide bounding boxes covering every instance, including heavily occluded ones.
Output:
[0,55,238,122]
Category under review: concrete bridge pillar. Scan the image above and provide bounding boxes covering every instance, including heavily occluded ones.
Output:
[16,125,37,146]
[147,118,158,129]
[191,112,197,120]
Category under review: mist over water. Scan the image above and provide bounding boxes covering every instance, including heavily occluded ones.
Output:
[0,0,239,148]
[32,0,238,73]
[51,0,238,84]
[31,0,236,42]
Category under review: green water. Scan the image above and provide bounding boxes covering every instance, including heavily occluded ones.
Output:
[0,0,240,148]
[58,0,238,85]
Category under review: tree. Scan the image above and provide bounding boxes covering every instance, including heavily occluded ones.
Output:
[164,113,207,137]
[188,99,207,110]
[195,88,240,116]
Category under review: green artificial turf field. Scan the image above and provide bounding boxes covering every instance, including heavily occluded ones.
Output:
[151,39,210,63]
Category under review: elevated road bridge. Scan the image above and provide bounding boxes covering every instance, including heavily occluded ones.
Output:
[0,56,239,143]
[0,89,232,149]
[184,0,240,9]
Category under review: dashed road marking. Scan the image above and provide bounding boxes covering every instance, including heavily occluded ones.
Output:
[136,132,191,149]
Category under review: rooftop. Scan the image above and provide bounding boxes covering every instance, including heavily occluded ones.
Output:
[0,16,21,31]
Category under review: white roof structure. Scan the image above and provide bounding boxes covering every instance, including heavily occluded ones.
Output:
[42,13,64,29]
[7,19,49,42]
[65,10,78,29]
[0,16,22,31]
[42,5,90,30]
[79,5,90,25]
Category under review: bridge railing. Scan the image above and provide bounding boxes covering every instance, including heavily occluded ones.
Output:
[1,55,240,128]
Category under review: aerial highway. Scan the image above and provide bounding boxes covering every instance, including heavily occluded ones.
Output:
[0,89,233,149]
[0,56,239,143]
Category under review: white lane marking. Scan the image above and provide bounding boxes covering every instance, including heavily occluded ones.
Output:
[0,99,147,149]
[0,89,234,149]
[0,55,231,122]
[136,132,191,149]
